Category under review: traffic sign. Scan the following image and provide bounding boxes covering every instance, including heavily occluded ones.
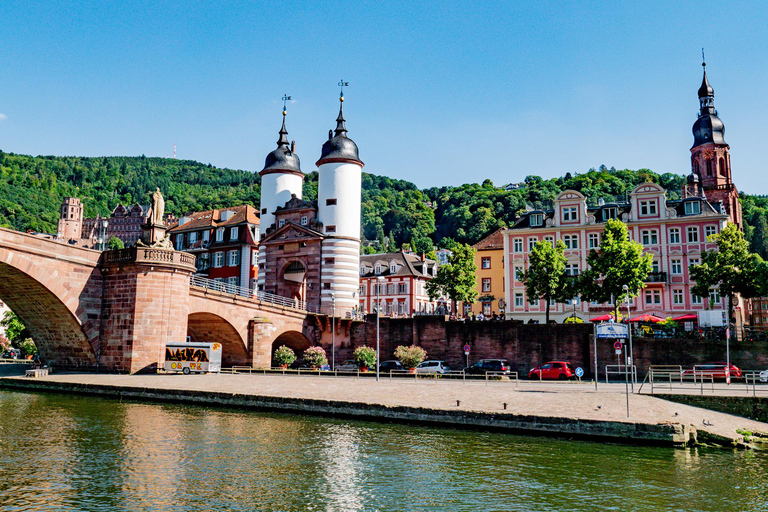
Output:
[597,323,628,339]
[613,341,623,350]
[575,367,584,378]
[463,344,471,352]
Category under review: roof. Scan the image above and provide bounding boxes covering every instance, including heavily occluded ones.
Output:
[261,115,302,175]
[359,251,437,279]
[168,205,260,233]
[473,228,505,250]
[317,101,362,166]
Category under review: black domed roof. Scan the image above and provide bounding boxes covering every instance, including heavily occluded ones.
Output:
[317,101,363,166]
[692,114,726,147]
[698,69,715,98]
[687,172,699,183]
[261,116,302,175]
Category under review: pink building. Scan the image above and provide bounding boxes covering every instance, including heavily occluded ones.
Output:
[502,182,728,322]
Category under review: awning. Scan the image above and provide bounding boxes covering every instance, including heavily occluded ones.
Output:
[671,314,698,322]
[629,314,665,323]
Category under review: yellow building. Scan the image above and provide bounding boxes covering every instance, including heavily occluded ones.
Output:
[466,228,505,317]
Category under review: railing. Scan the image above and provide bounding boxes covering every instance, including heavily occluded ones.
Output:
[605,364,638,383]
[644,272,667,283]
[638,365,768,396]
[102,246,196,269]
[190,275,318,312]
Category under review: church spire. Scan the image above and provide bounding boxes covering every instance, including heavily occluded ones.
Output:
[334,80,349,138]
[698,53,716,115]
[277,94,291,147]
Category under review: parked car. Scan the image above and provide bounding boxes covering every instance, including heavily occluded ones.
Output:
[682,363,742,380]
[379,360,405,373]
[415,360,451,374]
[529,361,576,380]
[465,359,514,375]
[289,359,330,371]
[759,369,768,383]
[336,360,359,372]
[2,349,21,359]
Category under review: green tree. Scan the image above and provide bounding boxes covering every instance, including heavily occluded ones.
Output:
[426,243,478,313]
[521,240,569,323]
[691,223,762,321]
[1,311,27,344]
[749,216,768,260]
[580,219,653,318]
[107,236,125,250]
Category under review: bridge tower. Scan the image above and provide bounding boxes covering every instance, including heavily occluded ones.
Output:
[57,197,83,241]
[316,89,363,315]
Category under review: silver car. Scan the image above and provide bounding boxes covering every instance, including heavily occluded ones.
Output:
[415,360,451,374]
[759,369,768,383]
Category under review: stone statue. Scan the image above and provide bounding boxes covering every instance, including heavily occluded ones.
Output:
[150,188,165,226]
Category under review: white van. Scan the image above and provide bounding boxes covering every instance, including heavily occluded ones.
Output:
[164,342,222,374]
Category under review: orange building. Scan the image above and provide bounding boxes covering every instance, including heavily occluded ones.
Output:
[467,228,506,317]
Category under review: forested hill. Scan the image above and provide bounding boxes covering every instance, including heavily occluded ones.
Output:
[3,150,766,255]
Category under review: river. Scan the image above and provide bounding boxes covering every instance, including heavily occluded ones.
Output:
[0,390,766,511]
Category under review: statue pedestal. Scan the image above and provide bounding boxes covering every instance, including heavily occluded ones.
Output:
[141,223,167,246]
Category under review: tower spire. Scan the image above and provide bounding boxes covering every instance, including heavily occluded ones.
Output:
[277,94,292,147]
[334,80,349,138]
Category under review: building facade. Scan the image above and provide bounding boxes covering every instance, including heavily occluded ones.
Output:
[468,228,505,317]
[168,205,260,289]
[358,251,441,316]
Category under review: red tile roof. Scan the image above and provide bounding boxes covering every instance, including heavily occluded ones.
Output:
[472,227,504,251]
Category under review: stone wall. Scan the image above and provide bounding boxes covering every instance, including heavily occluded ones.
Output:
[659,395,768,424]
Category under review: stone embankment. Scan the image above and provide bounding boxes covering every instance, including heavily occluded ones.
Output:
[2,373,766,448]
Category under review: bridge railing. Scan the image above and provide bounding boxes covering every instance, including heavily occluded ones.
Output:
[189,275,318,313]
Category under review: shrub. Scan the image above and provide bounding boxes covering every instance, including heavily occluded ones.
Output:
[19,338,37,357]
[273,345,296,367]
[353,346,377,369]
[303,346,328,368]
[394,345,427,369]
[0,335,10,353]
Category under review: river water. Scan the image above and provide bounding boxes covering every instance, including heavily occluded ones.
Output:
[0,390,766,512]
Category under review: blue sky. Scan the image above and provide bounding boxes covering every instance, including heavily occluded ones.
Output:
[1,0,767,191]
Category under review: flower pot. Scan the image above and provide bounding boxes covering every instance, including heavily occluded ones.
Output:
[360,366,368,372]
[279,364,288,369]
[408,368,416,374]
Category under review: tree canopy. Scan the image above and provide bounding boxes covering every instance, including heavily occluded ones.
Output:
[521,240,570,323]
[426,243,478,311]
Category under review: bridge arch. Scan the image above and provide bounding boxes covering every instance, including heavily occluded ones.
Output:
[187,312,248,367]
[0,259,97,366]
[271,330,312,364]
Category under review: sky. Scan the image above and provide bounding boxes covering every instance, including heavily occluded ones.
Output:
[1,0,767,192]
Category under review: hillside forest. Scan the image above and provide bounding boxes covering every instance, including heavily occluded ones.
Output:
[2,150,768,255]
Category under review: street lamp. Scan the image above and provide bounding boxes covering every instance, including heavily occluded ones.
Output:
[331,292,336,371]
[622,284,634,393]
[376,276,384,381]
[101,219,109,251]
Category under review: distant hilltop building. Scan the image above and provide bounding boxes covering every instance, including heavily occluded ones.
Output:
[57,197,176,249]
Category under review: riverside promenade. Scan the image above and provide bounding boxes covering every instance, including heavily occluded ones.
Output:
[2,372,767,448]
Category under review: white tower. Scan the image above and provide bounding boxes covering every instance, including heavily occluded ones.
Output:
[317,90,363,314]
[257,106,303,290]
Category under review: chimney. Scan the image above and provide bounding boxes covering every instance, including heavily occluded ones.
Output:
[290,140,296,153]
[421,252,425,261]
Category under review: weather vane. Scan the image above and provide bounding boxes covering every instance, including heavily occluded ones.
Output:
[338,79,349,101]
[282,94,291,115]
[702,48,706,67]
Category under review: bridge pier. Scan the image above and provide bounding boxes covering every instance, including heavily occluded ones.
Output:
[99,247,196,373]
[248,318,276,368]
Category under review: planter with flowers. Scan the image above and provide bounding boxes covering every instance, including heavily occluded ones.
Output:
[273,345,296,369]
[394,345,427,373]
[303,346,328,369]
[353,346,377,372]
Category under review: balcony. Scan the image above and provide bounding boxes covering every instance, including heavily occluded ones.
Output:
[645,271,667,283]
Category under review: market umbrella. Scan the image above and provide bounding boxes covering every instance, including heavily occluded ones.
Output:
[629,314,664,323]
[671,314,698,322]
[590,314,618,322]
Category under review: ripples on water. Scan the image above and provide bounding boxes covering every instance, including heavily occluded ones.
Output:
[0,390,766,512]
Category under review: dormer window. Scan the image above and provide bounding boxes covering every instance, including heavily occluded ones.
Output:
[301,216,308,226]
[530,213,543,227]
[562,206,577,222]
[230,227,238,240]
[216,228,224,241]
[603,207,617,221]
[202,230,210,242]
[375,263,382,275]
[278,219,285,228]
[684,200,701,215]
[639,200,657,216]
[390,261,397,274]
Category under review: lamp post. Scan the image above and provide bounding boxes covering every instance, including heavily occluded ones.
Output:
[101,219,109,251]
[376,276,384,381]
[622,284,634,392]
[331,292,336,371]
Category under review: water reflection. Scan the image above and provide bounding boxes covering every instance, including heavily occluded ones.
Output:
[0,390,767,512]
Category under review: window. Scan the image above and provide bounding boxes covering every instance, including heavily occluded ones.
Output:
[324,258,335,265]
[301,216,308,226]
[390,263,397,274]
[673,289,684,305]
[603,207,617,221]
[385,302,392,315]
[513,238,523,253]
[228,250,239,266]
[323,283,331,290]
[706,159,712,176]
[514,266,524,281]
[398,283,407,294]
[544,236,555,248]
[326,198,337,206]
[398,301,406,314]
[641,230,658,245]
[588,233,600,249]
[514,293,524,307]
[639,200,657,216]
[671,259,682,274]
[261,208,267,214]
[277,219,285,228]
[481,257,491,269]
[374,264,381,275]
[651,260,660,273]
[387,284,395,295]
[562,206,577,222]
[709,288,721,304]
[528,238,537,251]
[563,234,578,249]
[196,254,210,271]
[565,263,579,276]
[645,290,661,305]
[719,157,726,177]
[689,257,700,269]
[360,284,367,295]
[530,213,543,226]
[691,293,703,305]
[175,234,183,250]
[326,225,336,233]
[687,227,699,243]
[230,227,238,240]
[669,228,681,244]
[482,278,491,292]
[227,276,239,287]
[704,225,717,239]
[213,252,224,268]
[189,231,198,243]
[216,228,224,241]
[684,201,701,215]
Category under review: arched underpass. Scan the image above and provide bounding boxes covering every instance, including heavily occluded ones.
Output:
[187,312,248,367]
[271,330,312,365]
[0,261,97,367]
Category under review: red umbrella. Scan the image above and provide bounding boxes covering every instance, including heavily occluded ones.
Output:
[671,314,698,322]
[629,314,664,323]
[590,314,618,322]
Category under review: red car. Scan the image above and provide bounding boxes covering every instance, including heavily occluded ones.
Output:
[682,362,742,380]
[529,361,576,380]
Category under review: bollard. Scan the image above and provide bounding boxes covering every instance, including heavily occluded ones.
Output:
[456,400,461,407]
[503,402,508,410]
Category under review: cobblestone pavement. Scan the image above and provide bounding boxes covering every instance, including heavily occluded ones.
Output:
[13,372,768,441]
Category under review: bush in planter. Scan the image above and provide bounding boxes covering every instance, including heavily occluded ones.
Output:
[302,346,328,368]
[353,346,377,369]
[394,345,427,369]
[273,345,296,368]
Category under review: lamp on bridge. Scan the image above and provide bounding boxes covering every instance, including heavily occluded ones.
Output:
[330,292,336,371]
[376,275,384,382]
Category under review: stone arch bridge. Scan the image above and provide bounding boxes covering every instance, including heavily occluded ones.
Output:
[0,227,348,373]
